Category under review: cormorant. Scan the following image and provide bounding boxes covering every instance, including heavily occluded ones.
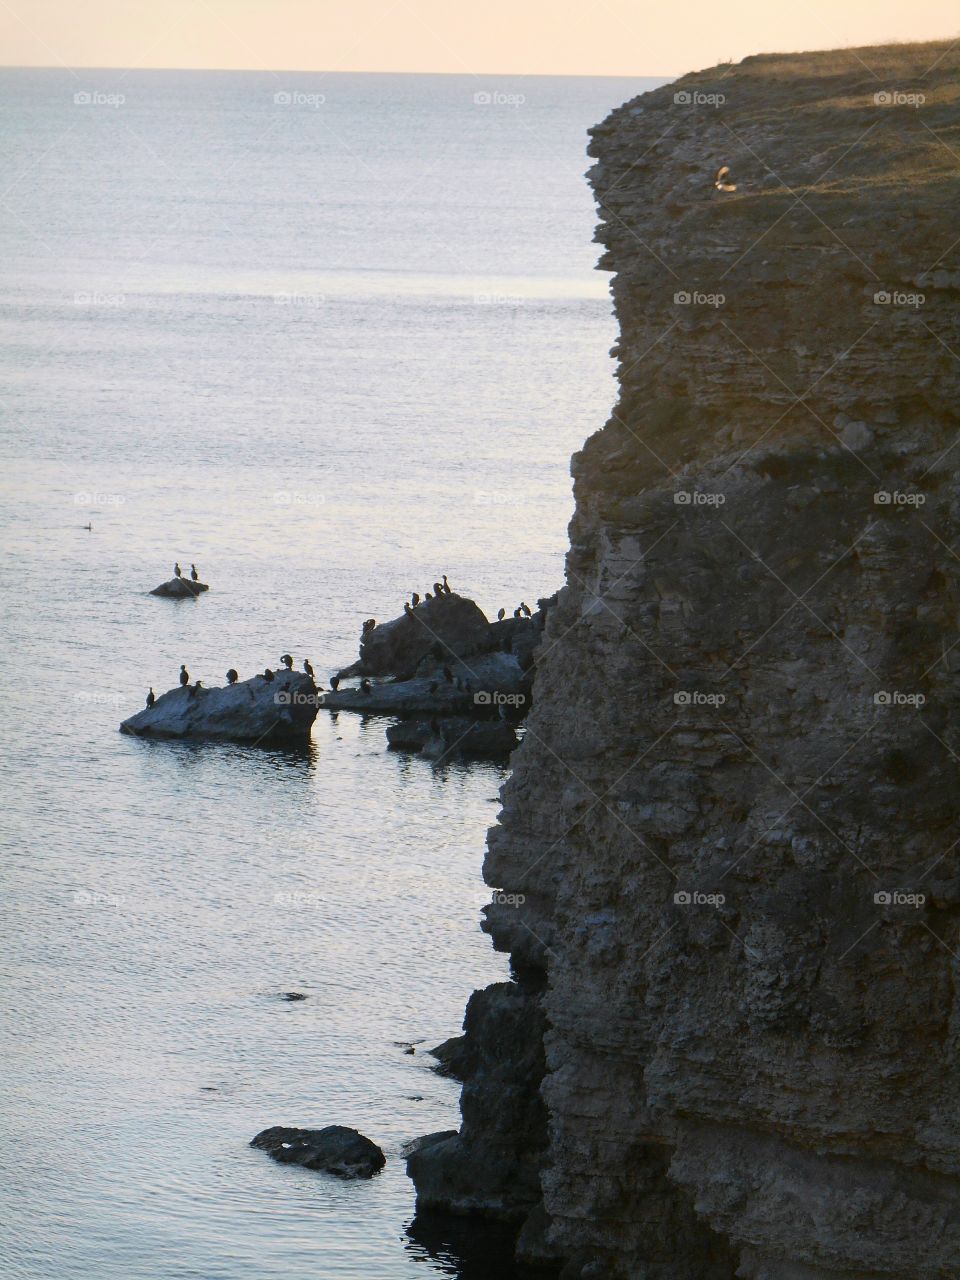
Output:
[359,678,372,694]
[303,659,314,678]
[497,608,506,621]
[262,668,275,682]
[329,675,340,691]
[425,592,433,600]
[521,602,532,617]
[411,592,420,606]
[404,602,412,614]
[179,664,189,686]
[189,680,203,698]
[174,563,182,578]
[513,607,522,618]
[442,574,451,594]
[146,688,156,708]
[82,522,92,531]
[226,668,239,685]
[190,564,199,581]
[363,618,376,633]
[280,654,293,670]
[433,582,443,596]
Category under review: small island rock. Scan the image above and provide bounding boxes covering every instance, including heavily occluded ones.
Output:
[250,1125,385,1179]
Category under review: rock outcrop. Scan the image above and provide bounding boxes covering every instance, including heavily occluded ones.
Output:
[322,652,528,716]
[345,593,492,679]
[408,41,960,1279]
[250,1125,385,1178]
[120,671,318,743]
[150,576,209,598]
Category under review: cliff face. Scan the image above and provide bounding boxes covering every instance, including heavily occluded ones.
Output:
[410,42,960,1279]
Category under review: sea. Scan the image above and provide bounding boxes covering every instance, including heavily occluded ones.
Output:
[0,68,662,1279]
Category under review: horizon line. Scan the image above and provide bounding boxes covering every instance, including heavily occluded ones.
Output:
[0,63,676,80]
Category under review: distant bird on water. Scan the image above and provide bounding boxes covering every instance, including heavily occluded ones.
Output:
[174,563,182,578]
[303,659,314,678]
[179,664,189,686]
[145,688,156,708]
[190,563,199,581]
[497,608,506,621]
[226,668,239,685]
[359,678,372,694]
[280,654,293,670]
[82,522,93,531]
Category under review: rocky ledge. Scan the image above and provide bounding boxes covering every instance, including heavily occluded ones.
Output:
[408,41,960,1280]
[120,671,318,743]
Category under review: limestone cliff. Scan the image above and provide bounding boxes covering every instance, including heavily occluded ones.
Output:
[409,41,960,1279]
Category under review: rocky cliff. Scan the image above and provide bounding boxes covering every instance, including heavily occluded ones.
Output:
[409,41,960,1278]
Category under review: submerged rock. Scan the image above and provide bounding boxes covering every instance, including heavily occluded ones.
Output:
[119,670,318,743]
[150,576,209,598]
[250,1125,385,1179]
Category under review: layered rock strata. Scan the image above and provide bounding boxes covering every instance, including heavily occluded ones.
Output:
[409,41,960,1279]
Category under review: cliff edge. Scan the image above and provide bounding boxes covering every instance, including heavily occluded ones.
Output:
[409,40,960,1279]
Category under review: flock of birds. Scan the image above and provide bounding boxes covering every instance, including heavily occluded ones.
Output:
[141,570,536,709]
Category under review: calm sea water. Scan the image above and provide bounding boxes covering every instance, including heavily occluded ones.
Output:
[0,69,660,1279]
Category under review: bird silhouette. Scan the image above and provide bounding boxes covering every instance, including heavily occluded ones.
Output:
[179,664,189,686]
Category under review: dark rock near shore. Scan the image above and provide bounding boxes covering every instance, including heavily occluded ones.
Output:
[150,576,209,598]
[352,593,491,678]
[387,716,518,758]
[322,652,528,718]
[120,670,318,743]
[250,1125,385,1179]
[429,1034,473,1081]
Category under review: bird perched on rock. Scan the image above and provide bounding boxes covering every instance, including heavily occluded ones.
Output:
[359,678,372,694]
[280,654,293,670]
[497,608,506,621]
[521,601,532,617]
[714,164,737,192]
[226,668,239,685]
[329,675,340,691]
[174,563,182,578]
[425,592,433,600]
[411,592,420,606]
[189,680,203,698]
[433,581,443,596]
[404,602,412,614]
[303,659,314,678]
[179,664,189,686]
[362,618,376,633]
[262,668,275,682]
[513,606,522,618]
[146,688,156,708]
[190,563,199,581]
[442,574,451,594]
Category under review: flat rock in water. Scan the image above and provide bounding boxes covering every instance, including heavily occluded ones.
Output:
[119,671,318,743]
[322,652,527,717]
[150,577,209,598]
[250,1125,385,1179]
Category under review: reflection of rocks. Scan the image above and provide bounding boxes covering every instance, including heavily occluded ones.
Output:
[405,1210,529,1280]
[120,670,318,743]
[250,1125,385,1179]
[150,576,209,598]
[386,716,518,759]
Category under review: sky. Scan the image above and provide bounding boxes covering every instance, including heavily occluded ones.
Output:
[1,0,956,76]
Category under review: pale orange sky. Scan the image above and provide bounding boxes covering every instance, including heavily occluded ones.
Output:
[1,0,956,76]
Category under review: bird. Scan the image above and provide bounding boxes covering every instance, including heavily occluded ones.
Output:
[329,675,341,692]
[497,608,506,621]
[442,574,451,594]
[425,592,433,600]
[190,563,199,581]
[262,668,275,682]
[82,522,92,531]
[411,592,420,606]
[179,664,189,687]
[714,164,737,192]
[174,563,182,578]
[280,654,293,670]
[362,618,376,633]
[359,678,372,694]
[433,581,443,596]
[521,601,532,617]
[404,602,412,615]
[189,680,203,698]
[226,668,239,685]
[513,607,522,618]
[303,659,314,678]
[145,688,156,708]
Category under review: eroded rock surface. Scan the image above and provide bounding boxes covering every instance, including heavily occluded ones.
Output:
[409,41,960,1279]
[120,670,318,743]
